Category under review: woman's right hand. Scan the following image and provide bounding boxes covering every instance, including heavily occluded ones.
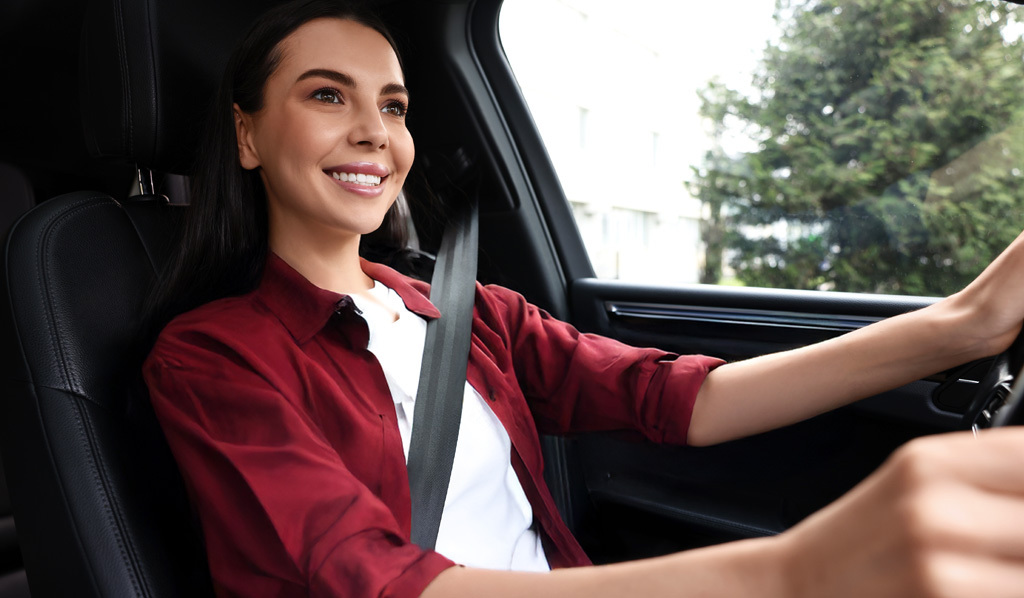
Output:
[425,429,1024,598]
[779,427,1024,597]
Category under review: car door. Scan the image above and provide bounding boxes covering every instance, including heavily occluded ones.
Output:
[395,0,1016,564]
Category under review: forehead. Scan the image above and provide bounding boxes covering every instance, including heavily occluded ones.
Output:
[273,18,404,84]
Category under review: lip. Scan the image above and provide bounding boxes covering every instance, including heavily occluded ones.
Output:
[324,162,390,177]
[323,162,391,198]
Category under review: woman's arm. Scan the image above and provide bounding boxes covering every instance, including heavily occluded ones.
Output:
[422,428,1024,598]
[423,535,785,597]
[687,229,1024,447]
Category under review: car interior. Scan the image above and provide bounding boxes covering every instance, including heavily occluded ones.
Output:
[0,0,1000,595]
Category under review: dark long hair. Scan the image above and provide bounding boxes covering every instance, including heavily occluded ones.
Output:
[145,0,405,342]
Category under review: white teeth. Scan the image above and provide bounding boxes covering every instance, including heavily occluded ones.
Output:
[331,171,382,186]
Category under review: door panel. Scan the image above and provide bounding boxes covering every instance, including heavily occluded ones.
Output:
[561,278,968,563]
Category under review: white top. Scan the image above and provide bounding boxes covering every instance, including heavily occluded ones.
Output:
[350,281,550,572]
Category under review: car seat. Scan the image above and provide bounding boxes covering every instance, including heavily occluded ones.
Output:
[0,0,277,595]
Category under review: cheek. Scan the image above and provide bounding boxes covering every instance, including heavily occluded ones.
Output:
[259,111,336,166]
[306,117,345,154]
[392,129,415,179]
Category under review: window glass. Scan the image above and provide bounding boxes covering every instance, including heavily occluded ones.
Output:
[499,0,1024,295]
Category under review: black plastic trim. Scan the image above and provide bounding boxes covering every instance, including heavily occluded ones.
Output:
[469,0,596,284]
[589,486,782,539]
[408,0,571,318]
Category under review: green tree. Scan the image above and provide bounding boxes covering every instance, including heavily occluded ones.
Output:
[692,0,1024,295]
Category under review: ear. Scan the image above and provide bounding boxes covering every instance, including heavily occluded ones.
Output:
[233,104,261,170]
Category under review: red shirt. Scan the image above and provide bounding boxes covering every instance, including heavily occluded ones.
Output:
[143,254,723,597]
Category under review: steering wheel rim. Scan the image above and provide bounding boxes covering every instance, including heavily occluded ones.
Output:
[962,328,1024,430]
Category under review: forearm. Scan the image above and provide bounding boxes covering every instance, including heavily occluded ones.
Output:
[688,292,994,446]
[420,535,787,598]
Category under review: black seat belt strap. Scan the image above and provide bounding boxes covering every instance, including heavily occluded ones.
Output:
[407,199,479,550]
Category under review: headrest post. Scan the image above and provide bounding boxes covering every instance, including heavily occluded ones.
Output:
[137,167,156,196]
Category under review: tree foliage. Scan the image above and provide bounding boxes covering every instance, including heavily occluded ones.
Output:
[692,0,1024,295]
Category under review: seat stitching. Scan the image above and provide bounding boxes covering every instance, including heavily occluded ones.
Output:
[112,0,133,154]
[36,196,114,397]
[74,393,150,597]
[30,196,152,594]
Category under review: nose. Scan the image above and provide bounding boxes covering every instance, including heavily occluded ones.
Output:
[348,103,389,150]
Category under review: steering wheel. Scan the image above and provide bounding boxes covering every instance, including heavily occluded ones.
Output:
[962,329,1024,430]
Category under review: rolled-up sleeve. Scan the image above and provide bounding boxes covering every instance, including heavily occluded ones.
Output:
[480,285,725,446]
[144,334,455,598]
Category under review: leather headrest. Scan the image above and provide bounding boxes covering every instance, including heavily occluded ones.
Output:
[80,0,280,174]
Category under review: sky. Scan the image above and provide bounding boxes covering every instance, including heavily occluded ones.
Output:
[499,0,779,163]
[555,0,778,91]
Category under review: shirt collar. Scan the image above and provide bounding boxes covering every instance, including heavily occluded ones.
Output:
[256,253,440,344]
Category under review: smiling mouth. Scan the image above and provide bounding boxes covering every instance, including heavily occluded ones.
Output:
[327,170,384,187]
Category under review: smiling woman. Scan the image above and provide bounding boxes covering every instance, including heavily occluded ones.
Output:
[232,17,414,294]
[142,4,417,335]
[136,1,1024,597]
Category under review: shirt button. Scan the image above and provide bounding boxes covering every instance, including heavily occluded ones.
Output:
[488,390,497,402]
[336,296,362,314]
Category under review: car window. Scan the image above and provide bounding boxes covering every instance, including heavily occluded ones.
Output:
[499,0,1024,296]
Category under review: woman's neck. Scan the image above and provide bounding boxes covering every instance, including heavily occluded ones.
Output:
[269,231,373,295]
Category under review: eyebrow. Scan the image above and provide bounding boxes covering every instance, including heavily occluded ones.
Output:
[296,68,410,98]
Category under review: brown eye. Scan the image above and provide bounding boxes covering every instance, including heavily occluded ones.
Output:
[381,100,408,117]
[311,88,342,104]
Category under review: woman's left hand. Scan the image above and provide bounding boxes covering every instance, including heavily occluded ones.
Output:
[942,228,1024,358]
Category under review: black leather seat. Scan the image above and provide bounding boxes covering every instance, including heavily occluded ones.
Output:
[1,193,206,597]
[0,0,277,595]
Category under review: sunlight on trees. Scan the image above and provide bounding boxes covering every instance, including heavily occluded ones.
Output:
[692,0,1024,295]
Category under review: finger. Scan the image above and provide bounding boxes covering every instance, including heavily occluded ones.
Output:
[913,481,1024,559]
[891,428,1024,496]
[917,551,1024,598]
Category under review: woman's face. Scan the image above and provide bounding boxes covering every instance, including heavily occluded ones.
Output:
[234,18,413,249]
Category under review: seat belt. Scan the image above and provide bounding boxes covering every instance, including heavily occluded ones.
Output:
[407,198,479,550]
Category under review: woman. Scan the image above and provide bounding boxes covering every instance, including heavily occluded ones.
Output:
[143,0,1024,596]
